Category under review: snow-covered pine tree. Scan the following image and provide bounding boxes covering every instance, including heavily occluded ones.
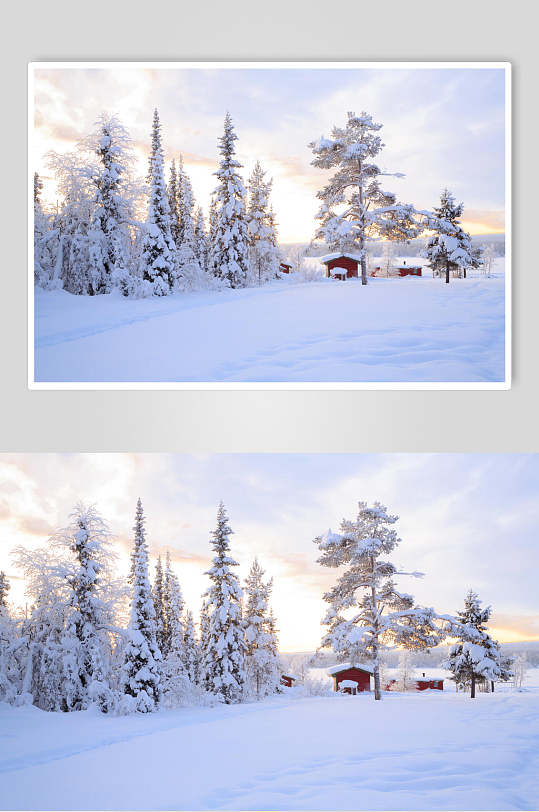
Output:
[81,114,135,294]
[51,503,118,711]
[315,501,449,701]
[45,151,95,294]
[203,502,246,702]
[194,207,209,273]
[168,160,180,245]
[423,189,474,283]
[243,559,281,699]
[140,110,177,295]
[444,589,502,698]
[210,114,250,288]
[247,162,280,285]
[183,609,198,684]
[153,555,166,654]
[309,112,426,285]
[122,499,162,712]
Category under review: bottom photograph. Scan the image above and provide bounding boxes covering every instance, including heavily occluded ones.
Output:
[0,453,537,811]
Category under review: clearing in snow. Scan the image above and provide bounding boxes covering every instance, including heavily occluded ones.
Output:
[0,683,537,810]
[33,266,506,385]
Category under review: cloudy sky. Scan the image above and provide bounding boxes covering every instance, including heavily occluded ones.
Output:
[0,453,535,651]
[33,65,507,243]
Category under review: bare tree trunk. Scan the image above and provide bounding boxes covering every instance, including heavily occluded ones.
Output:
[370,551,381,700]
[491,680,494,692]
[463,267,467,279]
[471,673,476,699]
[445,261,450,284]
[358,158,367,285]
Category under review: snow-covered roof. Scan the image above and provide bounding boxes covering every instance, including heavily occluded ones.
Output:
[281,673,297,680]
[416,675,443,682]
[339,679,359,688]
[328,662,374,676]
[320,252,362,264]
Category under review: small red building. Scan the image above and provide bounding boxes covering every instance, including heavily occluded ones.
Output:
[328,663,373,693]
[279,262,293,274]
[396,262,422,277]
[320,253,362,280]
[280,673,297,688]
[415,673,444,691]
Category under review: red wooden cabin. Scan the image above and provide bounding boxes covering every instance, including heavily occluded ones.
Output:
[320,253,362,280]
[280,673,297,688]
[396,262,422,277]
[279,262,292,274]
[327,663,373,693]
[415,673,444,691]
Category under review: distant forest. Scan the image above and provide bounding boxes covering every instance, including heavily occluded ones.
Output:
[283,233,506,262]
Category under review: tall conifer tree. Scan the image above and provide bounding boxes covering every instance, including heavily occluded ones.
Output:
[122,499,162,712]
[203,502,246,702]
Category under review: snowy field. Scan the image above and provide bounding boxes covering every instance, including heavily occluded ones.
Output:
[1,675,537,810]
[33,261,506,384]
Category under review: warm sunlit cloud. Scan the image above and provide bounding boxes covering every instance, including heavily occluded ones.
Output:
[32,66,506,244]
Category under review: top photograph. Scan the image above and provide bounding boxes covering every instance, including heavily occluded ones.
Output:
[29,62,510,389]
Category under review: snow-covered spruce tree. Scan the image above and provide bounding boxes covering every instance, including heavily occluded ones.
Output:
[0,572,16,703]
[173,157,204,288]
[397,649,414,691]
[34,179,58,289]
[315,501,449,701]
[162,551,185,658]
[183,609,198,684]
[247,162,280,285]
[243,559,281,699]
[161,553,189,706]
[210,113,250,288]
[153,555,166,654]
[513,653,527,689]
[203,502,246,702]
[122,499,162,712]
[140,110,177,295]
[168,159,180,245]
[423,189,474,284]
[0,570,10,608]
[309,112,426,285]
[194,207,209,274]
[198,597,211,685]
[80,114,135,294]
[444,590,503,698]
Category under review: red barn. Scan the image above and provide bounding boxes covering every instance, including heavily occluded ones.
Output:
[328,663,373,693]
[320,253,362,280]
[415,673,444,691]
[280,673,297,688]
[279,262,292,274]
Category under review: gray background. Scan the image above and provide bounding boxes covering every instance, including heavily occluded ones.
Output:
[2,0,536,452]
